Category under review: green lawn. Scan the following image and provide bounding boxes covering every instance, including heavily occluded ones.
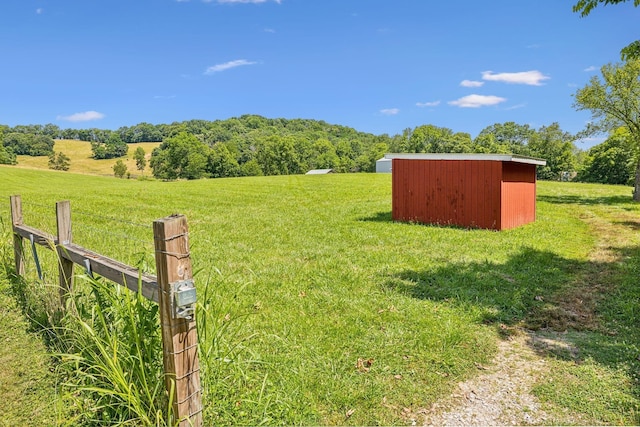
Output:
[0,166,638,425]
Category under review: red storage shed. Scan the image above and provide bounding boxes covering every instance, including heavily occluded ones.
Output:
[387,153,546,230]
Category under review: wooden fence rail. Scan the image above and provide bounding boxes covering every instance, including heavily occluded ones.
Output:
[9,195,202,427]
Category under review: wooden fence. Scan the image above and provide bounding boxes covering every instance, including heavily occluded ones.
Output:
[9,195,202,427]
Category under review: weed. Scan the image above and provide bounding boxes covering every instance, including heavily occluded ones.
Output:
[52,274,168,426]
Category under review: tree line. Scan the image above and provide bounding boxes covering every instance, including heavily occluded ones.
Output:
[0,113,637,185]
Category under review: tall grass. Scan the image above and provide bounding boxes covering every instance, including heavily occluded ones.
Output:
[53,274,169,426]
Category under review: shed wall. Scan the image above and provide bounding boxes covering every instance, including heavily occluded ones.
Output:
[376,158,392,173]
[392,159,503,229]
[500,162,537,229]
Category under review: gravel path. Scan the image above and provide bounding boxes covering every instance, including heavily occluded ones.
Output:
[420,332,551,426]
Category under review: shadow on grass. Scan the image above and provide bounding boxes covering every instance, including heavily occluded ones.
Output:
[383,245,640,411]
[359,211,393,222]
[383,247,584,326]
[538,194,635,206]
[358,211,486,232]
[615,220,640,231]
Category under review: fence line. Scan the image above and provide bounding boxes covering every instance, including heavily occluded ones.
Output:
[72,208,152,229]
[72,222,152,246]
[9,195,202,427]
[19,199,156,272]
[21,199,153,230]
[19,199,57,210]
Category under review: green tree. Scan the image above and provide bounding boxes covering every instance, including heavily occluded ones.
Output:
[150,132,210,180]
[255,135,301,176]
[48,151,70,171]
[29,135,56,156]
[293,138,315,172]
[0,145,17,165]
[240,159,263,176]
[3,132,54,156]
[334,140,356,172]
[528,123,578,180]
[91,133,128,159]
[120,122,163,143]
[573,60,640,199]
[577,128,637,184]
[355,142,389,172]
[472,133,511,154]
[400,125,472,153]
[113,159,127,178]
[0,124,9,141]
[2,133,29,154]
[312,138,339,169]
[134,146,146,173]
[573,0,640,60]
[207,143,240,178]
[476,122,535,155]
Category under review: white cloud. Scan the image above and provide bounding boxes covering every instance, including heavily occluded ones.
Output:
[36,8,43,14]
[204,59,257,74]
[460,80,484,88]
[481,70,550,86]
[416,101,440,107]
[448,94,507,108]
[57,111,105,122]
[584,65,597,72]
[505,103,526,111]
[380,108,400,115]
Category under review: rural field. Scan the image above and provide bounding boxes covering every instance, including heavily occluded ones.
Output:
[0,165,639,425]
[14,139,160,176]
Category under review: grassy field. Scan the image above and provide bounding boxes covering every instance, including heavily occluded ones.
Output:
[15,139,160,176]
[0,166,639,425]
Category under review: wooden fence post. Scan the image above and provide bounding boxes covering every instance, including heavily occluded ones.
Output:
[153,214,202,427]
[56,200,74,305]
[10,195,25,276]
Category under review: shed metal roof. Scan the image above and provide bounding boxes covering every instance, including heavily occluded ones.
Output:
[384,153,546,166]
[306,169,334,175]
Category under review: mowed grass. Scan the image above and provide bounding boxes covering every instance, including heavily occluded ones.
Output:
[0,274,64,425]
[15,139,160,176]
[0,166,639,424]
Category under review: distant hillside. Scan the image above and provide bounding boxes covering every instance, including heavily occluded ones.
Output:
[4,116,395,178]
[15,140,160,176]
[3,115,586,181]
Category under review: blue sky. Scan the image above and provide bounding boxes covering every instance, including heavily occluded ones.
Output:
[1,1,638,147]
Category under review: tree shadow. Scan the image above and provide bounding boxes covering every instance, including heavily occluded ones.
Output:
[383,247,585,327]
[382,245,640,403]
[538,194,635,206]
